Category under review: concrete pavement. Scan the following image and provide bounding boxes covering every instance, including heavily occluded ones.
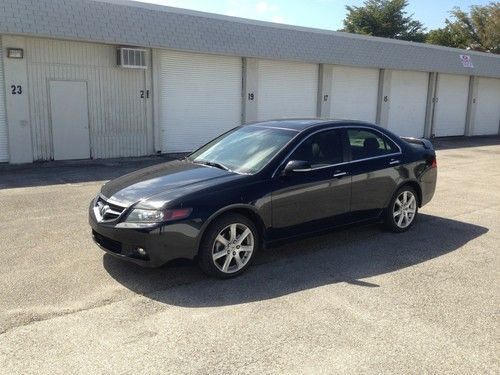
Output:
[0,137,499,374]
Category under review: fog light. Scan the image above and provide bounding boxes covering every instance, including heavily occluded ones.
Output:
[136,247,147,256]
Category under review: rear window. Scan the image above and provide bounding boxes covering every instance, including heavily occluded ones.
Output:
[347,129,398,160]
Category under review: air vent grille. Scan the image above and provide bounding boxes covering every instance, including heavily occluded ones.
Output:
[117,48,147,69]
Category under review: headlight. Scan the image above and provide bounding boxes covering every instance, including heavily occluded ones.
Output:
[125,208,192,223]
[125,209,164,223]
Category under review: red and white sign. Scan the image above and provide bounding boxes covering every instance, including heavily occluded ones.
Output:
[459,54,474,68]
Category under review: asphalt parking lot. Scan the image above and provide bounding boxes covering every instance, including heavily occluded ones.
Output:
[0,137,499,374]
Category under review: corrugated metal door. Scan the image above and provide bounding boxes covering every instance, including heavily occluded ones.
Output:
[159,50,242,153]
[0,37,9,162]
[257,59,318,120]
[25,37,152,160]
[433,74,469,137]
[330,66,379,122]
[473,77,500,135]
[387,70,429,137]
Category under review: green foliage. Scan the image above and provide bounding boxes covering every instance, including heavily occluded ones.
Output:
[341,0,426,42]
[426,2,499,53]
[426,27,468,49]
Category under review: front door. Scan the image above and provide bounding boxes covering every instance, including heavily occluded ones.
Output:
[271,129,351,239]
[49,81,90,160]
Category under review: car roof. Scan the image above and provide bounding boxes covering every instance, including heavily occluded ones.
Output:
[246,118,377,131]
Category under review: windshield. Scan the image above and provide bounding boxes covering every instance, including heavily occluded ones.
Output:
[188,126,297,174]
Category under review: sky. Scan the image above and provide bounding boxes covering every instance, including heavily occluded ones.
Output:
[132,0,491,31]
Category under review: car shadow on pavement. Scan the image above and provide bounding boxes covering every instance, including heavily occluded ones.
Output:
[0,156,173,189]
[103,213,488,307]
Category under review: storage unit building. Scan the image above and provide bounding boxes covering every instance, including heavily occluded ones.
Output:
[0,0,499,164]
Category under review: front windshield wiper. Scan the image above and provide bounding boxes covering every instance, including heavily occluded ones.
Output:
[195,160,233,172]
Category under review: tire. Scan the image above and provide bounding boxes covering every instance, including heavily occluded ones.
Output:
[198,213,259,278]
[385,186,419,233]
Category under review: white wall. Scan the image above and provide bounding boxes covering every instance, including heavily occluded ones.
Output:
[2,35,32,164]
[0,36,9,162]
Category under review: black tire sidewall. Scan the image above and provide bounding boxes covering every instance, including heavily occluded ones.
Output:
[198,213,259,278]
[385,186,419,233]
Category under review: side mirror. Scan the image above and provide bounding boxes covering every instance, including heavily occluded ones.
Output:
[282,160,312,176]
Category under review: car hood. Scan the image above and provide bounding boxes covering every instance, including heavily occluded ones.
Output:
[101,159,244,208]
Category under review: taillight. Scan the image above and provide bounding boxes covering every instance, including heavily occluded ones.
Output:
[431,157,437,168]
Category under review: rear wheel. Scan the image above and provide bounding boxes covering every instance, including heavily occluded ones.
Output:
[385,186,418,232]
[198,213,259,278]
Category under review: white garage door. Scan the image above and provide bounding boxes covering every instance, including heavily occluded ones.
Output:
[434,74,469,137]
[159,50,242,153]
[257,59,318,120]
[0,37,9,162]
[329,66,379,122]
[473,77,500,135]
[387,70,429,137]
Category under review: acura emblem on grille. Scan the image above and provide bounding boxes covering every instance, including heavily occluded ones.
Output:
[100,204,110,217]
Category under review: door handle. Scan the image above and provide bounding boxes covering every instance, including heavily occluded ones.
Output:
[389,159,400,165]
[333,171,348,178]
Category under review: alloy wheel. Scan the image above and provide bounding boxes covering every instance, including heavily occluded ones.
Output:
[393,190,417,229]
[212,223,254,274]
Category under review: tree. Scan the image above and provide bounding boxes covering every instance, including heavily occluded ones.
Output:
[426,3,500,53]
[341,0,426,42]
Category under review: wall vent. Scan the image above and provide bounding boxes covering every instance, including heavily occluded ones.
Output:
[117,48,147,69]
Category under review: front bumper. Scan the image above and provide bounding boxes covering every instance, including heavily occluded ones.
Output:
[89,200,200,267]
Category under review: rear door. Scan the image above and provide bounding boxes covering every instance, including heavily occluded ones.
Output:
[271,129,351,239]
[345,127,402,221]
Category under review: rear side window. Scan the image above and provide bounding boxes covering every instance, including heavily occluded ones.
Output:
[347,129,398,160]
[289,129,343,168]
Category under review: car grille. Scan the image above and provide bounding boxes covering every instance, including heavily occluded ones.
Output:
[94,196,127,222]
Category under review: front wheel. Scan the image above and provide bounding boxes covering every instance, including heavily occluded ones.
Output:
[385,186,418,232]
[198,213,259,278]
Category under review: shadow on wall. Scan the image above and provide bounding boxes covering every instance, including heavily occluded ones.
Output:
[103,214,488,307]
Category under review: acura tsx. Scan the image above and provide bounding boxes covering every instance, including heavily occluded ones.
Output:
[89,119,437,278]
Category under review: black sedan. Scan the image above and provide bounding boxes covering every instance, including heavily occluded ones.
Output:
[89,119,437,278]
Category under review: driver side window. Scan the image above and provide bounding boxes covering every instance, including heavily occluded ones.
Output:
[289,130,343,168]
